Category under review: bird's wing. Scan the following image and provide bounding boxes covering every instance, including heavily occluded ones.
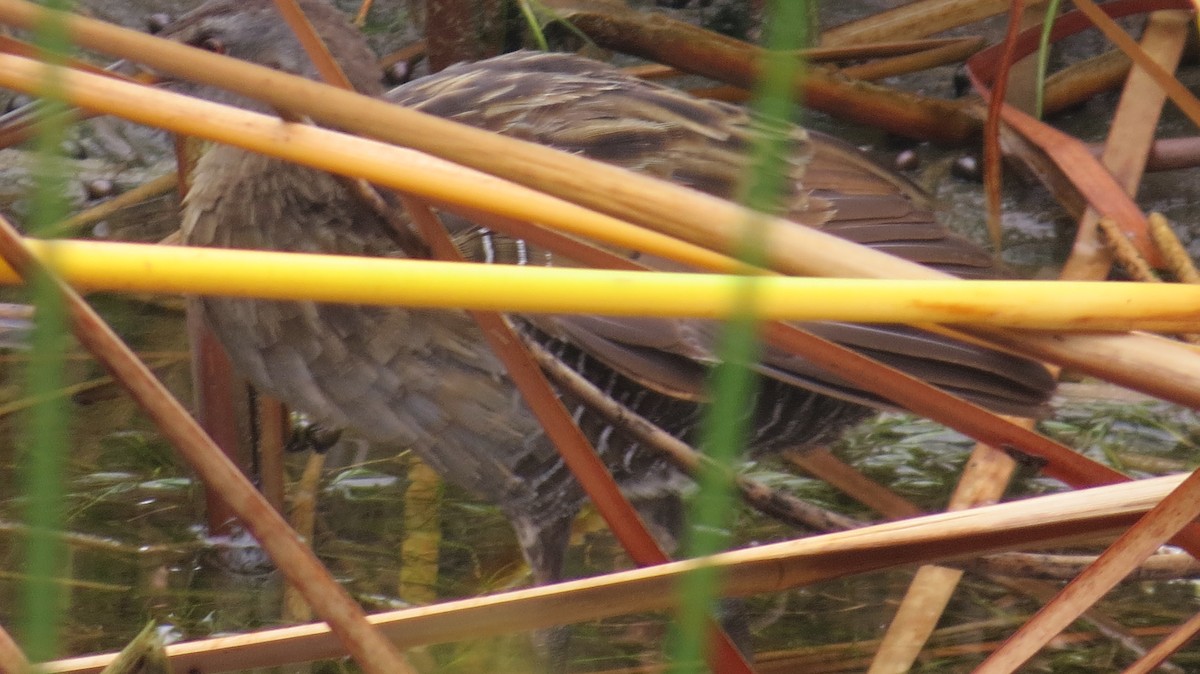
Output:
[390,52,1055,417]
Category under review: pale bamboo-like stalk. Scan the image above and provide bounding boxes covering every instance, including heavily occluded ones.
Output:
[39,473,1188,674]
[821,0,1009,46]
[869,441,1019,673]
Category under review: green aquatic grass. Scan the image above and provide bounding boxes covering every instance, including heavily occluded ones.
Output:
[666,1,809,670]
[1034,0,1064,118]
[20,0,74,662]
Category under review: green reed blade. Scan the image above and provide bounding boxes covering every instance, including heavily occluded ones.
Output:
[20,0,74,662]
[667,1,808,671]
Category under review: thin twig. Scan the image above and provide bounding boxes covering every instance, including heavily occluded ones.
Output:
[520,330,864,533]
[52,173,177,237]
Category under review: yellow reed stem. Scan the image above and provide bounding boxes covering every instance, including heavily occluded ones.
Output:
[0,239,1196,331]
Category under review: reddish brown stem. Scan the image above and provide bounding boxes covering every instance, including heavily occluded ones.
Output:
[404,196,757,674]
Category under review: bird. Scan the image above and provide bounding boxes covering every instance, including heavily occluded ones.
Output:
[166,0,1056,588]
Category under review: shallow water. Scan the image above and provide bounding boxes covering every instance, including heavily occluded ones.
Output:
[4,380,1200,671]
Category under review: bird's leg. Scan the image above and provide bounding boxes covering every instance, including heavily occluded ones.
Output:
[509,511,576,667]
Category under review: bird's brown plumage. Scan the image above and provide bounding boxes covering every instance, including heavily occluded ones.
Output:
[173,0,1054,583]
